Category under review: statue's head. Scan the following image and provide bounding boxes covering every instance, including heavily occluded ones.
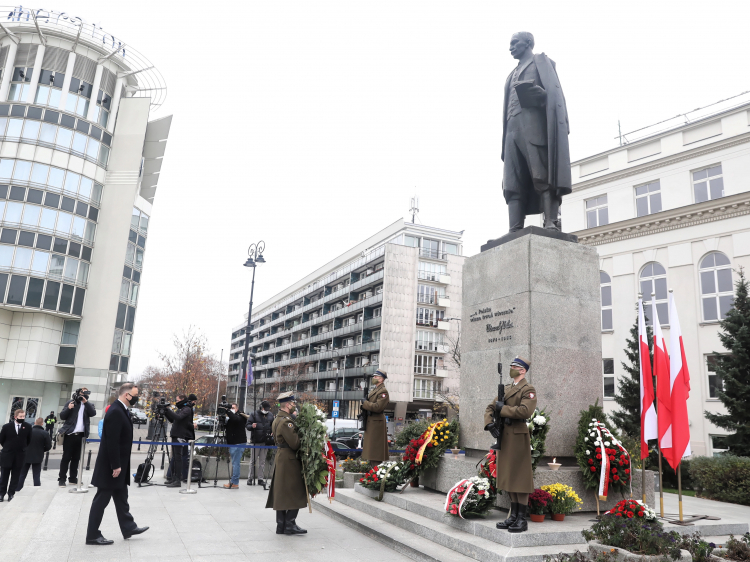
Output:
[509,32,534,60]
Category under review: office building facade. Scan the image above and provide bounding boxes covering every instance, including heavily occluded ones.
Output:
[567,101,750,456]
[0,8,172,423]
[228,219,464,427]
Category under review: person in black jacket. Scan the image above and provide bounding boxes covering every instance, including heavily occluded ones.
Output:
[246,400,275,487]
[223,404,248,489]
[0,409,32,502]
[58,387,96,487]
[16,417,52,491]
[163,394,197,488]
[87,382,148,545]
[44,411,57,440]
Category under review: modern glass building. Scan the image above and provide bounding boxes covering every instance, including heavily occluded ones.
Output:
[0,8,172,423]
[228,220,464,430]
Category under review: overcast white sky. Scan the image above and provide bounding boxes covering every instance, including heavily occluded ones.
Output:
[52,0,750,376]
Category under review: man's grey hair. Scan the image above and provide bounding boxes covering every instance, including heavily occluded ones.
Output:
[514,31,534,50]
[119,382,137,396]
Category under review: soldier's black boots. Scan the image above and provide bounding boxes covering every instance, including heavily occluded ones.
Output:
[496,502,518,529]
[275,510,286,534]
[508,504,528,533]
[284,509,307,535]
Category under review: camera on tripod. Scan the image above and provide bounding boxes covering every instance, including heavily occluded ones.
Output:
[216,395,231,417]
[152,394,171,418]
[72,388,91,403]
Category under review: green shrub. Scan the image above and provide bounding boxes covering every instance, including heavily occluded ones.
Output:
[689,456,750,506]
[678,533,716,562]
[723,533,750,561]
[545,551,616,562]
[341,457,371,473]
[581,514,682,558]
[394,420,430,448]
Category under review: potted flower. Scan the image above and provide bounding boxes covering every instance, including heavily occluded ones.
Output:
[528,488,553,522]
[541,483,582,521]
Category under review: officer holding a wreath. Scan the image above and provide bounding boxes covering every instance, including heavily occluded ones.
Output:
[484,357,537,533]
[265,392,307,536]
[361,369,390,465]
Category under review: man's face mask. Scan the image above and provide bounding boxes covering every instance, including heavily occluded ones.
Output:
[510,368,521,379]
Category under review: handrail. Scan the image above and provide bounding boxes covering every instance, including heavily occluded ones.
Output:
[0,219,96,248]
[0,135,108,168]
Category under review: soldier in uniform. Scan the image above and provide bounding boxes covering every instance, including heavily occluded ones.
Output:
[484,357,537,533]
[265,392,307,535]
[361,370,389,465]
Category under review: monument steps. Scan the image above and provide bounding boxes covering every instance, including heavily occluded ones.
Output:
[313,486,583,562]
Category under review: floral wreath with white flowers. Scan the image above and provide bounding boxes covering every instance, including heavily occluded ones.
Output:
[445,476,496,519]
[578,419,632,500]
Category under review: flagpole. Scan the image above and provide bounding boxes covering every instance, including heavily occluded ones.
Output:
[651,292,665,519]
[638,294,647,505]
[677,461,684,521]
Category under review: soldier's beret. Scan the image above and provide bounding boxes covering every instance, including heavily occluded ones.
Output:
[511,357,530,370]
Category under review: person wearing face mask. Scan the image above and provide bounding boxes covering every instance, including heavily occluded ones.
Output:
[223,403,248,489]
[361,370,390,465]
[484,357,537,534]
[163,393,197,488]
[86,383,148,545]
[265,392,307,535]
[245,400,275,488]
[0,409,32,502]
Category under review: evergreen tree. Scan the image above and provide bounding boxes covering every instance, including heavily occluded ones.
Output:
[611,306,654,438]
[704,267,750,456]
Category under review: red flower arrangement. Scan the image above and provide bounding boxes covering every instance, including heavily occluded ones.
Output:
[604,499,656,521]
[477,450,497,492]
[528,488,553,516]
[578,419,631,500]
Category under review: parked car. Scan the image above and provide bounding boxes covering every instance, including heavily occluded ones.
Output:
[329,427,360,442]
[129,409,147,424]
[328,440,361,459]
[195,418,215,431]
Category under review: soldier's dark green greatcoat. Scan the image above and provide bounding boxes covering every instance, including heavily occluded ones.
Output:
[361,383,389,462]
[484,379,538,493]
[265,410,308,510]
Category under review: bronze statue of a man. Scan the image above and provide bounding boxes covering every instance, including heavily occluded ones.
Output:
[502,32,571,232]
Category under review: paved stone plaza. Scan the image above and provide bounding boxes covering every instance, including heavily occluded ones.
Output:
[0,468,414,562]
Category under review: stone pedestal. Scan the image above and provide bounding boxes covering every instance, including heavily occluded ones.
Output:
[460,229,603,458]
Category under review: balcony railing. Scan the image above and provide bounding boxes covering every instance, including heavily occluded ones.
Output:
[419,248,447,260]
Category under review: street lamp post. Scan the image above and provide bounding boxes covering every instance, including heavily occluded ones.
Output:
[239,241,266,416]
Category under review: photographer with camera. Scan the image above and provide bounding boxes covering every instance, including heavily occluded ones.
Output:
[246,400,274,488]
[163,394,197,488]
[221,402,248,489]
[58,387,95,487]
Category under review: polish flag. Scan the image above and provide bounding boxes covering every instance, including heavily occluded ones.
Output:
[664,291,692,468]
[638,299,657,459]
[651,295,672,459]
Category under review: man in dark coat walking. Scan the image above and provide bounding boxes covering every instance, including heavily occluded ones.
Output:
[16,417,51,490]
[86,383,148,545]
[502,31,571,232]
[58,387,96,487]
[0,409,32,502]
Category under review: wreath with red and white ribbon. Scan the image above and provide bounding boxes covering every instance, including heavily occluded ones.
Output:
[583,419,631,500]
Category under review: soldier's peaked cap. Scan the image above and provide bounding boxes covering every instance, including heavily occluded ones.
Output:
[511,357,530,370]
[277,392,295,403]
[374,369,387,379]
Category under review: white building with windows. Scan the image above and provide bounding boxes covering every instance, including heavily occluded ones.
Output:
[228,219,464,428]
[0,9,172,423]
[567,101,750,456]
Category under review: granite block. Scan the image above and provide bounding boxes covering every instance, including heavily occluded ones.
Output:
[482,226,578,252]
[342,472,365,488]
[590,541,691,562]
[461,231,603,457]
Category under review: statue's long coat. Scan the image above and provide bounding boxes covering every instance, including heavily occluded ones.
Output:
[501,53,571,216]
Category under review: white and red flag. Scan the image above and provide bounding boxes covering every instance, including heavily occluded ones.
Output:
[638,298,658,459]
[663,291,692,468]
[651,295,672,458]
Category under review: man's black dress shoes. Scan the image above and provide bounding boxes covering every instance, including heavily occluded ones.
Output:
[86,536,114,545]
[124,527,149,539]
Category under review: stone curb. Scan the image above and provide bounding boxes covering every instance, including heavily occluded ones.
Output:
[589,540,692,562]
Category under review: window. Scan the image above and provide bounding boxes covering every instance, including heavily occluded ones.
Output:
[404,235,418,247]
[373,307,381,318]
[693,165,723,203]
[370,354,379,365]
[416,330,443,351]
[700,252,733,321]
[710,435,729,455]
[413,378,442,399]
[418,261,447,281]
[585,195,608,228]
[706,355,723,399]
[603,359,615,398]
[34,70,65,107]
[635,181,662,217]
[416,307,444,327]
[600,271,612,330]
[640,262,669,325]
[65,78,93,118]
[61,320,80,345]
[8,67,33,101]
[414,354,439,375]
[445,243,458,255]
[418,284,438,304]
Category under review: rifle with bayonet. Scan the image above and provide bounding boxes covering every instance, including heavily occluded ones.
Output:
[357,374,373,431]
[487,362,512,450]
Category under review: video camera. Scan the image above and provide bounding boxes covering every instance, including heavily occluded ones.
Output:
[72,388,91,403]
[153,394,171,418]
[216,395,231,417]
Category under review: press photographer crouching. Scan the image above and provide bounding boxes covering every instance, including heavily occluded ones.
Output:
[163,394,196,488]
[58,387,96,487]
[221,402,248,489]
[246,400,274,488]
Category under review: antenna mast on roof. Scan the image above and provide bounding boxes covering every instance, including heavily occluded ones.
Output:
[409,195,419,224]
